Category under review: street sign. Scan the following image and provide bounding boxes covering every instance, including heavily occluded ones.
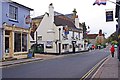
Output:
[106,10,114,22]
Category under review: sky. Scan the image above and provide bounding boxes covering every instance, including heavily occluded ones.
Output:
[12,0,117,38]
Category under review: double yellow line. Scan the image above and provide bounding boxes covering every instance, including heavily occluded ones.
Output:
[80,55,110,80]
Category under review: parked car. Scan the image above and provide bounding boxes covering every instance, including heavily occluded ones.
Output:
[88,44,95,50]
[31,44,44,53]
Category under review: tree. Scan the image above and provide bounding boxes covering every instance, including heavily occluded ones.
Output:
[106,32,118,43]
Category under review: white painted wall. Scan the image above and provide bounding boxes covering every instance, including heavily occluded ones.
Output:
[75,18,79,29]
[34,3,62,53]
[49,3,54,24]
[74,32,79,39]
[68,31,73,40]
[80,32,83,40]
[35,14,52,41]
[35,14,54,53]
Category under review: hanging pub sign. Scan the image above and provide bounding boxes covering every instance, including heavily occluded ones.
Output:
[25,15,31,24]
[106,10,114,22]
[63,26,69,35]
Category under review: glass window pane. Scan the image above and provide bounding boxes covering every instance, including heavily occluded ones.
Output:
[22,33,27,52]
[14,32,21,52]
[9,5,18,20]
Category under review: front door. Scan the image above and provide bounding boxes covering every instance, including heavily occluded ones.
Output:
[5,36,9,54]
[5,30,11,57]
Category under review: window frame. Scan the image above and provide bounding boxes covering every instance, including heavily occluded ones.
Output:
[9,5,18,21]
[14,32,28,52]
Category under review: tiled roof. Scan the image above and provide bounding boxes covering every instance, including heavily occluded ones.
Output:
[65,14,73,19]
[54,11,63,16]
[54,15,82,32]
[32,15,44,20]
[32,11,63,20]
[87,34,98,39]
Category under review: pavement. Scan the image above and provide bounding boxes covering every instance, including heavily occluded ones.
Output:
[0,54,64,67]
[91,49,119,80]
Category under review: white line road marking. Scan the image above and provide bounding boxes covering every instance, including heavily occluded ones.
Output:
[80,55,110,80]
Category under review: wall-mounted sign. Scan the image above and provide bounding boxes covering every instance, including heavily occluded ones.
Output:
[106,10,114,22]
[25,15,31,24]
[46,41,53,48]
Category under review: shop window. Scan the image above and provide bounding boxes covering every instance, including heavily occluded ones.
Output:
[69,45,72,49]
[38,36,42,41]
[62,44,68,49]
[14,32,21,52]
[5,37,9,53]
[22,33,27,52]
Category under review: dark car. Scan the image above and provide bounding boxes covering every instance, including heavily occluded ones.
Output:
[31,44,44,53]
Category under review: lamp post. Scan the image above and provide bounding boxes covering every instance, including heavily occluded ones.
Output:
[59,28,61,41]
[55,40,58,53]
[58,28,61,55]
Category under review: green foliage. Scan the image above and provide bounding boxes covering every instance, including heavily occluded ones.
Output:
[107,32,117,43]
[111,41,118,45]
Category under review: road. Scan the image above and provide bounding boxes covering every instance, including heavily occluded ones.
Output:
[2,48,110,78]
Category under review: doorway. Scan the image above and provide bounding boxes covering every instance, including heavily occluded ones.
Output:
[5,30,10,54]
[5,37,9,53]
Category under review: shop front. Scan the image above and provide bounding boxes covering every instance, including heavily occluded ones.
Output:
[3,25,30,59]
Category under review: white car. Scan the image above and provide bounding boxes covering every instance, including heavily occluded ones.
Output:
[114,45,117,48]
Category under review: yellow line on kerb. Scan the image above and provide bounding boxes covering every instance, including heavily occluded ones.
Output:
[80,56,109,80]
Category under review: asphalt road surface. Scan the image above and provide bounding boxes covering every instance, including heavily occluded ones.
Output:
[2,48,110,78]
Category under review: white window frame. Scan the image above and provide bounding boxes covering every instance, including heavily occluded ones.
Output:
[9,5,18,21]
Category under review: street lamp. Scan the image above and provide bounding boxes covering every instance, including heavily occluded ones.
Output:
[55,40,59,53]
[58,28,61,55]
[59,28,61,41]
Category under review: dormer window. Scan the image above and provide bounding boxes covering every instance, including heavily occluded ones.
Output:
[9,5,18,21]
